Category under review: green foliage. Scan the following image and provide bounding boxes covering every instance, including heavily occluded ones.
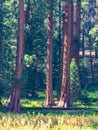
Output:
[23,0,48,97]
[0,83,4,99]
[0,0,18,96]
[79,58,89,89]
[73,35,80,50]
[0,0,98,107]
[70,59,81,102]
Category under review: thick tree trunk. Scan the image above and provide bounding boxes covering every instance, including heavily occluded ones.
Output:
[7,0,25,113]
[7,84,20,112]
[73,1,81,66]
[58,2,73,107]
[67,3,73,107]
[45,0,55,106]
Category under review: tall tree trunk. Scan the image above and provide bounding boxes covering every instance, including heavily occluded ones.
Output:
[7,0,25,113]
[82,28,85,58]
[0,1,3,106]
[24,0,30,26]
[67,3,73,107]
[73,0,81,66]
[58,0,62,54]
[58,2,73,107]
[89,36,94,82]
[0,1,3,57]
[45,0,55,106]
[58,0,62,97]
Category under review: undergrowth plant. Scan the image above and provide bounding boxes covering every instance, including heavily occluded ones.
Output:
[70,59,81,102]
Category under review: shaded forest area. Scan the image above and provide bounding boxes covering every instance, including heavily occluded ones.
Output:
[0,0,98,113]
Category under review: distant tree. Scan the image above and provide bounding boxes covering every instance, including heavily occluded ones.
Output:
[0,1,3,57]
[24,0,47,98]
[80,58,89,89]
[58,2,73,107]
[73,0,81,66]
[45,0,55,106]
[0,0,3,105]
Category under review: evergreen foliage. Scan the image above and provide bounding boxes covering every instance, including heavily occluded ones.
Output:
[80,58,89,89]
[0,0,98,108]
[70,59,81,102]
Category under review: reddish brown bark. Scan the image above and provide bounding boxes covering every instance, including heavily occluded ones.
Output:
[7,0,25,113]
[73,1,81,66]
[67,3,73,107]
[45,0,55,106]
[24,0,30,26]
[58,2,73,107]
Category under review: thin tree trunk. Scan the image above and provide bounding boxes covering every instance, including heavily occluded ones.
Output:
[89,36,94,81]
[45,0,55,106]
[58,0,62,54]
[24,0,30,26]
[7,0,25,113]
[73,1,81,66]
[58,0,62,97]
[0,1,3,106]
[0,1,3,57]
[82,28,85,58]
[58,2,73,107]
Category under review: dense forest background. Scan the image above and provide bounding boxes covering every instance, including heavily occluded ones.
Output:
[0,0,98,112]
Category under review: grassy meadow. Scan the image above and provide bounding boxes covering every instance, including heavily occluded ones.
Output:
[0,98,98,130]
[0,82,98,130]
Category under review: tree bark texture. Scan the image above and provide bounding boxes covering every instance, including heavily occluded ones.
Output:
[0,1,3,67]
[89,36,94,81]
[24,0,30,26]
[73,1,81,66]
[58,2,73,107]
[0,1,3,106]
[7,0,25,113]
[45,0,55,106]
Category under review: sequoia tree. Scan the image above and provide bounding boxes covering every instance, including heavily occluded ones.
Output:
[73,0,81,66]
[58,2,73,107]
[7,0,25,113]
[45,0,55,106]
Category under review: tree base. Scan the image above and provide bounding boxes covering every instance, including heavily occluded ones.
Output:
[6,84,20,113]
[58,100,67,108]
[58,99,71,108]
[44,99,55,107]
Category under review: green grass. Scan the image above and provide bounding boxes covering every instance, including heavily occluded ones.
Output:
[0,97,98,130]
[0,80,98,130]
[0,107,98,130]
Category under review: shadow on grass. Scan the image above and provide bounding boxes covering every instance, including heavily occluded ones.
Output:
[20,106,98,117]
[0,105,7,113]
[0,104,98,118]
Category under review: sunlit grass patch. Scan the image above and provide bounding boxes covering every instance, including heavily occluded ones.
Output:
[20,99,43,107]
[0,110,98,130]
